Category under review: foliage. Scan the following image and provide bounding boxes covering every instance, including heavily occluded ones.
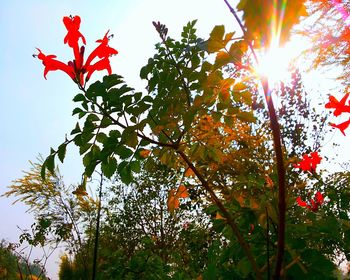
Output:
[3,159,98,278]
[7,1,350,279]
[0,240,17,280]
[0,240,48,280]
[305,0,350,91]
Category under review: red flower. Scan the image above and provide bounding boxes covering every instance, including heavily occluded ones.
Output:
[330,117,350,136]
[63,15,86,48]
[36,48,75,80]
[325,92,350,117]
[84,30,118,69]
[85,57,112,82]
[36,15,117,87]
[63,16,86,70]
[296,191,324,212]
[293,151,322,173]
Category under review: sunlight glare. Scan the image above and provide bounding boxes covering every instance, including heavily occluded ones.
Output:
[255,37,305,85]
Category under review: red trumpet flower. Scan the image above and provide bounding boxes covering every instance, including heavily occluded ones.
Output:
[293,151,322,173]
[296,191,324,212]
[330,117,350,136]
[36,48,75,80]
[325,93,350,117]
[35,15,118,87]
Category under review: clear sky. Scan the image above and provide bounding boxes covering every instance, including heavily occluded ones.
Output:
[0,0,348,279]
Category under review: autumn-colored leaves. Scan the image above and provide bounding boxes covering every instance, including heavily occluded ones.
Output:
[167,185,189,213]
[167,168,192,213]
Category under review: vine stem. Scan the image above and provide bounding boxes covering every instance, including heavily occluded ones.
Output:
[223,1,286,278]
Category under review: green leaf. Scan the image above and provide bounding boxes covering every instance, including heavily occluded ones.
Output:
[78,111,87,119]
[134,91,142,102]
[130,161,141,173]
[224,115,234,127]
[86,113,99,123]
[237,258,251,278]
[79,142,92,155]
[139,138,150,146]
[40,162,46,180]
[83,151,93,168]
[101,156,117,178]
[236,111,256,123]
[103,74,123,89]
[45,155,55,174]
[121,128,138,148]
[71,123,81,135]
[72,107,84,116]
[73,93,86,102]
[100,117,113,128]
[140,62,153,80]
[57,143,67,163]
[115,145,133,159]
[96,132,108,143]
[118,162,133,184]
[87,81,106,98]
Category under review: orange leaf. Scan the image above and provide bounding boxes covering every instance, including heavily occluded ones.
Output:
[167,189,179,213]
[139,149,151,158]
[234,193,245,207]
[250,199,259,210]
[184,167,195,177]
[215,212,226,220]
[176,185,189,198]
[265,175,274,188]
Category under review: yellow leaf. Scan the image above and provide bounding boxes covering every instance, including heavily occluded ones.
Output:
[72,185,88,196]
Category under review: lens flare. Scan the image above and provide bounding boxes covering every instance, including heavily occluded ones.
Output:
[255,37,304,85]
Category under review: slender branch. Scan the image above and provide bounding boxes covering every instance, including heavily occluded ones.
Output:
[176,149,262,279]
[92,173,104,280]
[262,79,286,280]
[223,1,287,278]
[156,29,192,107]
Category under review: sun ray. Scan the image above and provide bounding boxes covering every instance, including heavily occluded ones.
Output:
[253,0,305,86]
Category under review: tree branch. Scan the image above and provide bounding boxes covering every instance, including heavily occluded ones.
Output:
[176,149,262,279]
[223,1,287,278]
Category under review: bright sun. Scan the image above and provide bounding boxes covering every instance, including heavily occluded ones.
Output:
[255,37,307,85]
